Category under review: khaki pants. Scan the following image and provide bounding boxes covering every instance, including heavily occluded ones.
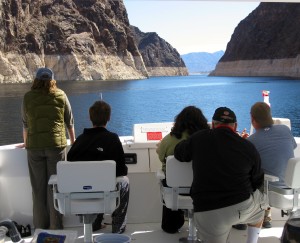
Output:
[194,190,268,243]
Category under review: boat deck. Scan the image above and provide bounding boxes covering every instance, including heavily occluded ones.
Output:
[4,222,285,243]
[1,126,298,243]
[81,221,284,243]
[4,215,286,243]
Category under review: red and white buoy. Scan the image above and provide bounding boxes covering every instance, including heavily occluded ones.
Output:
[262,90,270,106]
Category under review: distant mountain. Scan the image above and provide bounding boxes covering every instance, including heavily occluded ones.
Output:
[130,26,188,77]
[181,51,224,73]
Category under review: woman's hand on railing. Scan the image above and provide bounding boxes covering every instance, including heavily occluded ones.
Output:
[15,143,25,148]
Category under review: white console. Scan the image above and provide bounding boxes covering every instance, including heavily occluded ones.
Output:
[121,122,173,223]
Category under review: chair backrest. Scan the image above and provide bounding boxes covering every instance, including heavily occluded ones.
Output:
[273,118,291,129]
[57,160,116,193]
[166,156,193,187]
[285,157,300,188]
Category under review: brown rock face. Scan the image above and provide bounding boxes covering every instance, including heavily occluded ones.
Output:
[211,3,300,78]
[4,0,123,54]
[0,0,186,83]
[0,0,148,82]
[130,26,188,76]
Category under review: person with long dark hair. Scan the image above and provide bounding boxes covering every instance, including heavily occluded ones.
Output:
[156,105,209,234]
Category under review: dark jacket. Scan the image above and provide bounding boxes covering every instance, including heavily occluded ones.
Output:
[67,127,128,177]
[174,126,264,212]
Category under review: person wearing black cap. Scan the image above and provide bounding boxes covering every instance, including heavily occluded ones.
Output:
[174,107,267,243]
[21,67,75,230]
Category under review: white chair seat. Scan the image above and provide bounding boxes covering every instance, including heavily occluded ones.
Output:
[158,159,193,211]
[265,157,300,215]
[269,191,300,210]
[49,160,120,243]
[164,156,193,210]
[157,156,197,242]
[163,192,193,210]
[268,184,300,210]
[55,192,118,215]
[57,160,116,193]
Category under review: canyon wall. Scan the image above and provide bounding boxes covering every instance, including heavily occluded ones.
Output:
[211,3,300,78]
[0,0,187,83]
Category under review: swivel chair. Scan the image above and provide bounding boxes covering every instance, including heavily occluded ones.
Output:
[48,160,120,243]
[265,157,300,215]
[157,156,199,242]
[265,157,300,242]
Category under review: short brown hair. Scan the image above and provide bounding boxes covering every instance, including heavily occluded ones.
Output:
[89,101,111,126]
[251,102,273,128]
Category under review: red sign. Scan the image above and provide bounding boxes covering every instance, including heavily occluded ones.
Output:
[147,132,162,141]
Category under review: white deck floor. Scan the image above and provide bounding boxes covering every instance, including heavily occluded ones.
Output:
[87,220,284,243]
[5,218,286,243]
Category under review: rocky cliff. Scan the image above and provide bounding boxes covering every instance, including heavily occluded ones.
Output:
[0,0,185,83]
[130,26,188,76]
[211,3,300,78]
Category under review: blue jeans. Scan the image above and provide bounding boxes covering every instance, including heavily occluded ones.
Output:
[93,176,130,233]
[27,148,65,229]
[112,176,130,233]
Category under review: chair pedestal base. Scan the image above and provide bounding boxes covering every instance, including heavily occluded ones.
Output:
[80,214,97,243]
[84,223,93,243]
[179,209,201,242]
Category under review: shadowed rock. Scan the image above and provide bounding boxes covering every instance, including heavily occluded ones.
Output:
[211,3,300,78]
[130,26,188,76]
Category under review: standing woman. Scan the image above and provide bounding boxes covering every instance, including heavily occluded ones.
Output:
[21,68,75,229]
[156,105,209,233]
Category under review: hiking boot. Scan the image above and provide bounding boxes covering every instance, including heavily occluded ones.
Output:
[263,217,272,228]
[232,224,247,230]
[262,221,272,228]
[263,208,272,228]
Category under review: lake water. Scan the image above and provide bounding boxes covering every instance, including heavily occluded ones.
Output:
[1,75,300,146]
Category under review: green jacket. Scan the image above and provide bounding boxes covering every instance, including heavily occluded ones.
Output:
[23,89,67,149]
[156,131,189,173]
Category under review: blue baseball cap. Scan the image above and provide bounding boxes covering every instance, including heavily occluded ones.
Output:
[35,68,54,81]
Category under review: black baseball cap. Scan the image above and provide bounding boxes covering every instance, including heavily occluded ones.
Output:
[212,107,237,123]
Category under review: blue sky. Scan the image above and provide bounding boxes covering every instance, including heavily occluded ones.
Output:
[124,1,259,54]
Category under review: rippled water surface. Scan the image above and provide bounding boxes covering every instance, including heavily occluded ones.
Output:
[1,75,300,146]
